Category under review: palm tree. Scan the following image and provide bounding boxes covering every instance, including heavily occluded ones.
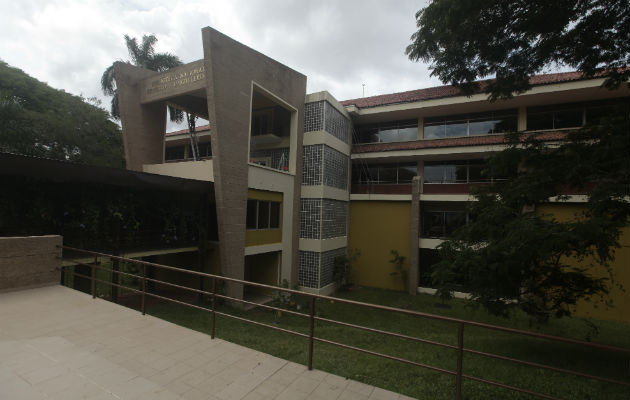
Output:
[101,34,183,121]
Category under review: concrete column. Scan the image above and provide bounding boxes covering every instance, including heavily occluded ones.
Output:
[518,106,527,131]
[408,176,421,295]
[114,62,167,171]
[417,116,424,140]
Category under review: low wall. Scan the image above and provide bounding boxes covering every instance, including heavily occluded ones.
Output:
[0,235,62,292]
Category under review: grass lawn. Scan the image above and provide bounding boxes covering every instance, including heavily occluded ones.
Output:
[133,286,630,400]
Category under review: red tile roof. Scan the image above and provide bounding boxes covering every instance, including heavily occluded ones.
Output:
[166,124,211,136]
[340,71,593,109]
[352,131,567,154]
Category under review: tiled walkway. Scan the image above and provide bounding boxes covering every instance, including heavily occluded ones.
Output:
[0,286,413,400]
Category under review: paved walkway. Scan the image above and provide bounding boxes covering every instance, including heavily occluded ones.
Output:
[0,286,413,400]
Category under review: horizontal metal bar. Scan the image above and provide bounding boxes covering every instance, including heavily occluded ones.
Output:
[60,245,629,354]
[314,316,457,350]
[213,310,309,338]
[143,276,309,318]
[313,336,456,376]
[462,374,562,400]
[464,348,630,387]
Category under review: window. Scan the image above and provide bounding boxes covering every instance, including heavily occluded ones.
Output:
[424,109,517,139]
[355,120,418,144]
[252,109,273,136]
[422,211,469,238]
[526,98,629,131]
[196,142,212,158]
[423,160,492,183]
[165,146,185,161]
[246,199,281,230]
[352,163,418,185]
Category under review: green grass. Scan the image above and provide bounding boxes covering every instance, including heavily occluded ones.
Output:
[64,268,629,399]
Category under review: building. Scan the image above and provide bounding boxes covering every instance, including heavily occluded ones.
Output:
[116,27,629,321]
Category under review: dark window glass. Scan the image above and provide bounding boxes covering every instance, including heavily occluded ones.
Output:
[165,146,185,161]
[246,200,257,229]
[468,164,485,182]
[445,212,467,236]
[398,126,419,141]
[444,121,467,138]
[257,201,270,229]
[554,108,583,129]
[527,112,553,131]
[455,165,468,182]
[423,123,444,139]
[378,166,397,184]
[443,165,457,183]
[398,165,417,183]
[423,212,445,238]
[355,120,418,144]
[197,142,212,158]
[423,165,445,183]
[270,202,281,229]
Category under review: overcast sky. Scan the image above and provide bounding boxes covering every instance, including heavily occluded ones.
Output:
[1,0,439,128]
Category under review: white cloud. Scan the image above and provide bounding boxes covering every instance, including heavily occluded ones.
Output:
[0,0,439,125]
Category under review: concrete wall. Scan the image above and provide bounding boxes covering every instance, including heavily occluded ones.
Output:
[203,27,307,299]
[0,235,62,292]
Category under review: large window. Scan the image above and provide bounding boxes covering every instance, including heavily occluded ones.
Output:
[422,211,469,238]
[424,109,517,140]
[527,98,628,131]
[246,200,281,230]
[165,146,185,161]
[355,120,418,144]
[352,163,417,185]
[423,160,495,183]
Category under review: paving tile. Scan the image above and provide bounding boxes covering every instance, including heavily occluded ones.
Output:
[0,286,396,400]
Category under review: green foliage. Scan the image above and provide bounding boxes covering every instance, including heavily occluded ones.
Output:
[101,34,184,121]
[433,108,630,321]
[333,248,361,289]
[406,0,630,100]
[388,250,408,290]
[407,0,630,321]
[0,61,124,167]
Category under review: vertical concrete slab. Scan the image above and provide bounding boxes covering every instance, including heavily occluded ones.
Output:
[408,177,421,295]
[0,235,62,292]
[202,27,306,297]
[115,62,168,171]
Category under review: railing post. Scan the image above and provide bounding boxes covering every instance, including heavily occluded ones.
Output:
[308,296,316,370]
[456,323,464,400]
[211,277,216,339]
[91,255,97,299]
[141,264,146,315]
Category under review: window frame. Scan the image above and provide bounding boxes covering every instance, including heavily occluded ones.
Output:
[246,199,282,230]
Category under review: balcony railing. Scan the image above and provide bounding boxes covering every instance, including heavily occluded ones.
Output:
[59,245,629,400]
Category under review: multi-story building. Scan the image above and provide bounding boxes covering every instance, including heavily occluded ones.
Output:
[117,27,629,322]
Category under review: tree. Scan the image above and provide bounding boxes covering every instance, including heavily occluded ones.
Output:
[0,60,124,168]
[406,0,630,320]
[101,34,183,121]
[406,0,629,100]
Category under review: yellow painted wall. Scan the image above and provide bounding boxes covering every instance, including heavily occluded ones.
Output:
[245,252,279,295]
[246,189,283,246]
[349,201,411,291]
[537,204,629,323]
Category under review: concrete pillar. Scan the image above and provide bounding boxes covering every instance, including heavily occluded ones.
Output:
[408,176,421,295]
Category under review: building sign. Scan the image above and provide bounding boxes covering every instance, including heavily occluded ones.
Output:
[145,66,205,96]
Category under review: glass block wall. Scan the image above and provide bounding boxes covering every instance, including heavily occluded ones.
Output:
[324,102,350,143]
[323,146,348,190]
[302,145,323,185]
[298,247,347,288]
[300,199,347,239]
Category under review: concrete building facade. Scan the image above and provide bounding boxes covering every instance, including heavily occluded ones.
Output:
[116,27,629,321]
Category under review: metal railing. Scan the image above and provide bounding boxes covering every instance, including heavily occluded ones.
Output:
[59,245,629,400]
